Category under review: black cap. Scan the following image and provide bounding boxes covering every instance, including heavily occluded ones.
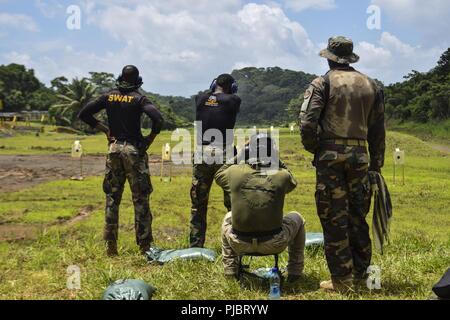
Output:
[239,133,277,166]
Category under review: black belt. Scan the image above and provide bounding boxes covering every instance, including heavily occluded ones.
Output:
[112,140,139,146]
[233,228,282,243]
[201,141,234,148]
[321,139,367,147]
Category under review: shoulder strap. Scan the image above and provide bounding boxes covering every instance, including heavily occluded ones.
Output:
[323,72,331,107]
[318,72,331,124]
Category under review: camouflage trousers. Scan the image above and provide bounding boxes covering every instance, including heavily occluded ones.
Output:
[103,142,153,246]
[315,144,372,280]
[190,163,231,248]
[222,212,306,276]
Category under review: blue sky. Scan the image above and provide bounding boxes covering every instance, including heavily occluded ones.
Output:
[0,0,448,96]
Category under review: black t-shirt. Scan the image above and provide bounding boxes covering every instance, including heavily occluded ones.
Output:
[78,89,164,142]
[195,92,241,146]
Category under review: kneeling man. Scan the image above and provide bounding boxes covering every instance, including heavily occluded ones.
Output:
[215,134,306,282]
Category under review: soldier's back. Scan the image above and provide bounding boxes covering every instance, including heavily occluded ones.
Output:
[321,68,379,141]
[103,89,147,142]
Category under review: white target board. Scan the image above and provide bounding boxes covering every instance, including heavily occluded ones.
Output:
[71,141,83,158]
[394,148,405,165]
[162,143,171,161]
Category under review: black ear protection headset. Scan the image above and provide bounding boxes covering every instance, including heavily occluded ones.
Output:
[117,75,143,86]
[240,133,276,166]
[116,75,143,90]
[116,65,143,90]
[209,78,238,94]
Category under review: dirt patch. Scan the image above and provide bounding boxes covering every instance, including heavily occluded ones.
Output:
[0,224,41,242]
[154,227,185,241]
[431,144,450,154]
[0,154,191,193]
[0,154,105,192]
[53,205,95,226]
[0,206,97,242]
[52,127,82,134]
[30,146,65,152]
[0,132,13,138]
[0,208,29,225]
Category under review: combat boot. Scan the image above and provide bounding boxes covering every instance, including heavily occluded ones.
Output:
[353,275,369,291]
[320,277,353,293]
[287,275,303,284]
[224,273,239,281]
[106,241,118,257]
[139,243,151,256]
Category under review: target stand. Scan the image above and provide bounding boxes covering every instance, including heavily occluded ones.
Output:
[70,141,84,181]
[160,143,172,182]
[393,148,405,185]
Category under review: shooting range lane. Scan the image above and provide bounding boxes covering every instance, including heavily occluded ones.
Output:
[430,143,450,154]
[0,154,192,193]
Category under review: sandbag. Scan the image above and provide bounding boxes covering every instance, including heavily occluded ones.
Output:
[146,247,217,264]
[433,268,450,300]
[103,279,156,300]
[305,233,324,247]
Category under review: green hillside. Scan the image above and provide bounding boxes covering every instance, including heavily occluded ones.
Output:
[2,47,449,132]
[384,48,450,123]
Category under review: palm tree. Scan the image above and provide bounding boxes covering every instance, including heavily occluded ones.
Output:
[49,78,97,128]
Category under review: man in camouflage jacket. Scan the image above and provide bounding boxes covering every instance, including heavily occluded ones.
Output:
[300,36,386,292]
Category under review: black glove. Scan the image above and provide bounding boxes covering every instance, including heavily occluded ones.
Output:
[369,166,381,173]
[137,140,150,156]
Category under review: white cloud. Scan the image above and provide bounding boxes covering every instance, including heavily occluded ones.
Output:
[83,2,320,95]
[35,0,65,19]
[0,13,39,32]
[355,32,444,84]
[284,0,336,12]
[371,0,450,43]
[3,52,33,66]
[0,1,446,96]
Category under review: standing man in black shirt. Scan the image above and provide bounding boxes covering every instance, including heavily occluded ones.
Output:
[78,65,164,256]
[190,73,241,248]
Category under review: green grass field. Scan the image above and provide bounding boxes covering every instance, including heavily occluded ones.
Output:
[0,126,449,300]
[388,120,450,143]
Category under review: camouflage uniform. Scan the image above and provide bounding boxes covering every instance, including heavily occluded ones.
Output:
[190,161,231,248]
[190,82,241,248]
[300,36,386,281]
[78,66,163,254]
[215,161,305,277]
[103,142,154,246]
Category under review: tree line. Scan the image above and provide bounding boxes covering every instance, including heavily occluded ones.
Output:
[0,47,448,132]
[287,48,450,125]
[0,66,186,131]
[384,48,450,122]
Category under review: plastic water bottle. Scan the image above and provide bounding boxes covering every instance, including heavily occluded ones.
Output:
[268,267,281,300]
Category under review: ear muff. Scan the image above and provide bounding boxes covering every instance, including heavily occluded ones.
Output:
[231,81,238,94]
[116,75,143,90]
[136,76,143,88]
[209,79,217,92]
[209,79,238,94]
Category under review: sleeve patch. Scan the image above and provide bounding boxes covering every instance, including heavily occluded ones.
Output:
[301,88,314,113]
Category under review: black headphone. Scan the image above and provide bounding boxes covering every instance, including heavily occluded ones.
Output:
[210,78,238,94]
[116,75,143,90]
[240,133,276,165]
